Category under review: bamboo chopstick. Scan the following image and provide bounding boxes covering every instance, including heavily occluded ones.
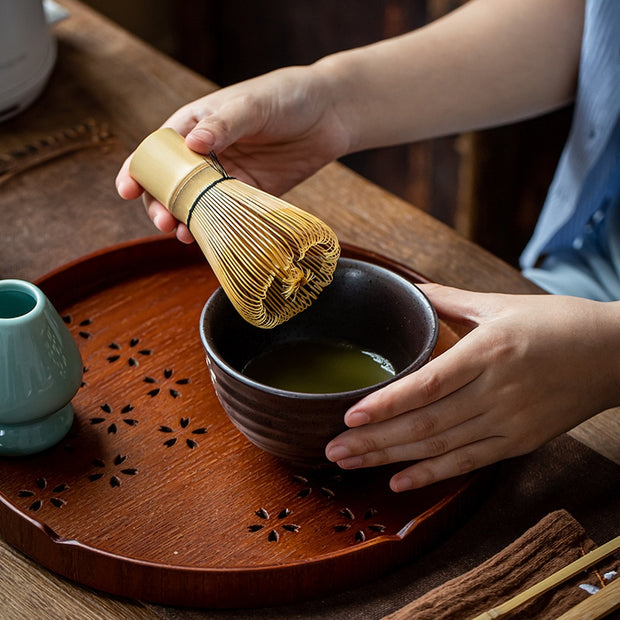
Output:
[555,576,620,620]
[471,534,620,620]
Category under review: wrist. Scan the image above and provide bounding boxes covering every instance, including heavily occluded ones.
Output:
[311,51,370,155]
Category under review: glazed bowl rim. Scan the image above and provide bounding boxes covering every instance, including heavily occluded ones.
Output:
[0,279,44,322]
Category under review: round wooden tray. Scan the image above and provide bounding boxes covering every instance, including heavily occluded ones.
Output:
[0,237,490,608]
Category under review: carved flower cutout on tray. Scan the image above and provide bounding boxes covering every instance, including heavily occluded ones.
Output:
[158,417,208,449]
[62,315,94,340]
[87,454,138,488]
[247,507,300,542]
[18,477,70,512]
[144,368,190,399]
[89,403,139,434]
[107,337,152,368]
[332,506,386,543]
[291,472,342,500]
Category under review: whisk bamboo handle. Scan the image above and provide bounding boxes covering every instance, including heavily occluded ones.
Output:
[128,127,221,217]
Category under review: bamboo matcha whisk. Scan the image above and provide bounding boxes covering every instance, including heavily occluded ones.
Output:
[129,128,340,329]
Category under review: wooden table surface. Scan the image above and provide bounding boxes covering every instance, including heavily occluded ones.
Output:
[0,1,618,618]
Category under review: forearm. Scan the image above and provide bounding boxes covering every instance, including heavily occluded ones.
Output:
[315,0,585,152]
[591,300,620,412]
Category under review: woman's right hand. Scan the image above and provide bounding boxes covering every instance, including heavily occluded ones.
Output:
[115,63,352,242]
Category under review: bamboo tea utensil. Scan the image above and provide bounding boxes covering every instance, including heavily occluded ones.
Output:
[555,576,620,620]
[472,534,620,620]
[129,128,340,328]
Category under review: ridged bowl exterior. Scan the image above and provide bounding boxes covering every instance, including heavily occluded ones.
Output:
[205,354,368,467]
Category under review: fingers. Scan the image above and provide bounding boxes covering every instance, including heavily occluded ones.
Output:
[322,287,610,493]
[344,332,483,428]
[116,159,189,237]
[341,283,511,429]
[388,436,508,492]
[327,390,490,467]
[117,157,194,242]
[142,195,195,243]
[417,283,500,326]
[116,90,268,235]
[325,397,513,492]
[185,124,218,154]
[325,365,495,471]
[327,409,510,492]
[171,90,269,156]
[115,156,143,200]
[175,222,194,244]
[116,132,195,238]
[142,197,173,231]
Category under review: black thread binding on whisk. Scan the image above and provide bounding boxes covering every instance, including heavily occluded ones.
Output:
[185,151,236,229]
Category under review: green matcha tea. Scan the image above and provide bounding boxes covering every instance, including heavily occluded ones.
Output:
[242,339,396,393]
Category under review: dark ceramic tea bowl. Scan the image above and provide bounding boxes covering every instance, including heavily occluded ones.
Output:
[199,257,438,467]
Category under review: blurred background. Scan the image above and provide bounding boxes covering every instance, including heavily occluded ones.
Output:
[83,0,573,267]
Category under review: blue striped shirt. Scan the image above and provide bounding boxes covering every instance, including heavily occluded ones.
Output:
[520,0,620,269]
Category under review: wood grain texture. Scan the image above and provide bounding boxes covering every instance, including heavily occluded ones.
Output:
[0,538,158,620]
[568,408,620,465]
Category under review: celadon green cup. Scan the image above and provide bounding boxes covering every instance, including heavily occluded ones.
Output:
[0,279,82,456]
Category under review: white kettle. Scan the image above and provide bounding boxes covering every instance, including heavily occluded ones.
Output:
[0,0,57,121]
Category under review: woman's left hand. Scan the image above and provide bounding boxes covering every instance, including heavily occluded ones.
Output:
[325,284,620,491]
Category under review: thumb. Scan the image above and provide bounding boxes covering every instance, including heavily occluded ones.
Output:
[418,283,502,327]
[183,95,267,156]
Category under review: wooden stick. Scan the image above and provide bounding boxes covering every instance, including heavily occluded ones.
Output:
[471,534,620,620]
[555,577,620,620]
